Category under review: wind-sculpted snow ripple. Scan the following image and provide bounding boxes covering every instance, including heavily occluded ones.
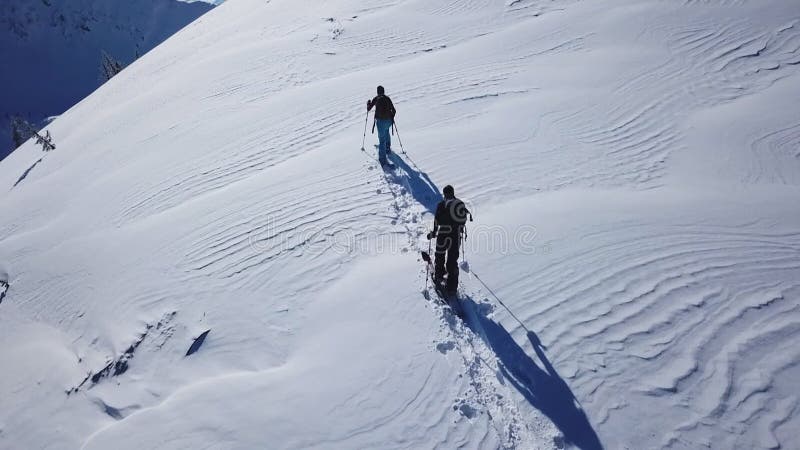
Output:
[178,164,378,294]
[534,9,800,191]
[515,222,800,449]
[747,123,800,185]
[113,108,352,228]
[331,0,559,62]
[108,7,597,231]
[668,17,800,86]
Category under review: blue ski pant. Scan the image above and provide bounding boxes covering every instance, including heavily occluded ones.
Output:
[376,118,393,163]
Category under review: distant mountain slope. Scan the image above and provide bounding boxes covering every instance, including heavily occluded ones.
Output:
[0,0,213,159]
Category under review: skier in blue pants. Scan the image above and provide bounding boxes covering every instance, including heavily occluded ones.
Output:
[367,85,396,165]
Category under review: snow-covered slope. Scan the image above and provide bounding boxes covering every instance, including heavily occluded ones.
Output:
[0,0,213,159]
[1,0,800,448]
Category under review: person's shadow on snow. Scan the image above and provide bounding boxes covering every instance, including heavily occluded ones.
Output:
[388,152,440,214]
[461,296,603,450]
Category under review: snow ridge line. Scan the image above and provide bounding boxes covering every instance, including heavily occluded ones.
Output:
[364,153,545,448]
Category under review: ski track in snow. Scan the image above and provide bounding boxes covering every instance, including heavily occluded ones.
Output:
[370,153,560,448]
[1,0,800,448]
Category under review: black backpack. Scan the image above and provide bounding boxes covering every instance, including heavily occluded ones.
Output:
[373,95,394,119]
[437,198,469,229]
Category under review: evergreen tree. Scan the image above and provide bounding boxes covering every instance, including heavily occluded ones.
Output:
[10,116,34,149]
[9,116,55,152]
[100,51,125,82]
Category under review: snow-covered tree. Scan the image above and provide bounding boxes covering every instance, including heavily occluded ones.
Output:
[100,50,125,82]
[10,116,34,149]
[9,116,55,151]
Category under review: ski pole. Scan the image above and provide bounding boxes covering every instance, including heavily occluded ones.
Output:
[461,214,472,263]
[461,228,466,263]
[424,238,432,294]
[393,121,405,154]
[360,110,369,151]
[391,120,428,174]
[470,269,529,332]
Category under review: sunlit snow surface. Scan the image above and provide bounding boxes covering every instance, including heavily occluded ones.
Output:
[1,0,799,449]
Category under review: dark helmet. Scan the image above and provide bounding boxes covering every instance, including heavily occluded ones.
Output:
[443,185,455,198]
[377,85,385,95]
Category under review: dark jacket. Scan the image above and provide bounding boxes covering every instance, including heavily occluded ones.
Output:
[368,95,396,120]
[432,198,469,236]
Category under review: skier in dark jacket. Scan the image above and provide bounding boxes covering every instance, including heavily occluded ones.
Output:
[427,185,470,293]
[367,85,396,165]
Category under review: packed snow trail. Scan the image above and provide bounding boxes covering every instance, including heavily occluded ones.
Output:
[369,149,564,448]
[371,146,598,448]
